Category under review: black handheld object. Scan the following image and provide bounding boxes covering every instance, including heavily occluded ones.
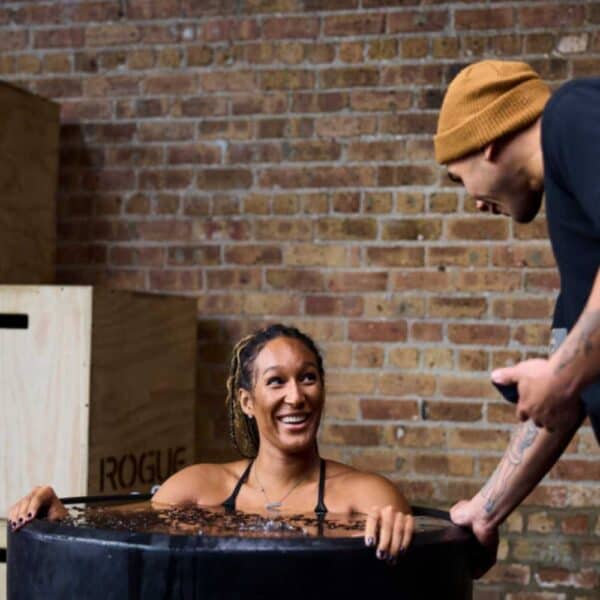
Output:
[492,381,519,403]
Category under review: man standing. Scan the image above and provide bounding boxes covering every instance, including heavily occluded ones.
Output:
[433,60,600,572]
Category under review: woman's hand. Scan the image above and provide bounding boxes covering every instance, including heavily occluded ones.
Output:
[364,505,414,565]
[8,486,68,531]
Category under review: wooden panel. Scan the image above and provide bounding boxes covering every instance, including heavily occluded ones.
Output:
[0,286,92,516]
[0,82,59,284]
[88,289,196,496]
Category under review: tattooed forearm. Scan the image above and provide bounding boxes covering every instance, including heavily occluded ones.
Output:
[481,421,539,514]
[555,310,600,374]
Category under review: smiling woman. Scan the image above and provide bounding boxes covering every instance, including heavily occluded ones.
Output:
[9,324,414,564]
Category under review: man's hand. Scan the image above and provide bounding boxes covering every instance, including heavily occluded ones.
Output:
[491,359,576,431]
[450,497,499,578]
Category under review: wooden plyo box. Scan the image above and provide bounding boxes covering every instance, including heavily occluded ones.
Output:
[0,82,59,284]
[0,286,197,517]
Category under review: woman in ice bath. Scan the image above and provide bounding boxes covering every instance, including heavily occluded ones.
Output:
[9,324,413,563]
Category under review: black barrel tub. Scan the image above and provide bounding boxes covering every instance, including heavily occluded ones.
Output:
[7,497,477,600]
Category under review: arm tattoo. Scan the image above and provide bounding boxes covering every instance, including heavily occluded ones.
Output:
[480,421,538,514]
[555,309,600,373]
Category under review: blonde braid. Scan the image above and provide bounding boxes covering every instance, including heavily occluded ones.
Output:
[226,334,259,457]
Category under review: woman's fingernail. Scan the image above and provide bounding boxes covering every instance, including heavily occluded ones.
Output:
[365,536,375,547]
[27,512,32,518]
[18,517,23,523]
[376,549,387,560]
[387,556,397,566]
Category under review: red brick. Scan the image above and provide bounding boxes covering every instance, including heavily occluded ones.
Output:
[149,269,203,291]
[446,218,509,241]
[139,169,193,190]
[326,271,387,292]
[192,218,251,242]
[224,245,281,265]
[381,64,444,85]
[349,320,407,342]
[196,169,252,190]
[292,92,348,113]
[551,459,600,482]
[455,7,514,30]
[382,218,442,241]
[126,0,182,20]
[316,115,377,137]
[410,322,442,342]
[200,70,258,92]
[428,296,487,319]
[425,401,482,422]
[85,75,141,97]
[319,67,379,88]
[181,97,228,117]
[378,373,437,397]
[263,16,320,39]
[458,350,488,372]
[85,24,140,46]
[448,324,510,346]
[379,113,438,135]
[519,4,585,28]
[388,10,448,33]
[34,28,84,49]
[360,399,419,420]
[324,13,385,36]
[167,246,220,266]
[365,246,424,268]
[168,144,221,165]
[378,166,437,186]
[493,297,553,320]
[427,246,488,267]
[207,268,261,290]
[439,377,497,399]
[322,424,383,446]
[524,271,560,293]
[456,270,522,292]
[260,167,375,189]
[260,69,315,90]
[347,141,406,162]
[36,78,83,98]
[266,268,324,291]
[393,271,452,292]
[231,93,287,116]
[305,295,363,317]
[492,245,555,268]
[202,18,260,42]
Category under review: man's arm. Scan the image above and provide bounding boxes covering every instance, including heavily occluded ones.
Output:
[492,268,600,430]
[451,407,584,575]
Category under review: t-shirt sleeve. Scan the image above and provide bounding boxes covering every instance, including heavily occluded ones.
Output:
[543,80,600,232]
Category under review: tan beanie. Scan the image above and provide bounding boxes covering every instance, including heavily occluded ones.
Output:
[434,60,551,164]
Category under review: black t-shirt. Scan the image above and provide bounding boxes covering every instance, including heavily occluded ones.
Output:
[542,78,600,440]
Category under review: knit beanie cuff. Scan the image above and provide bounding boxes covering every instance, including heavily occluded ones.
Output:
[434,78,550,164]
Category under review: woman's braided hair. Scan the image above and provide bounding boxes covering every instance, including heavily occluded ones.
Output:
[226,323,325,458]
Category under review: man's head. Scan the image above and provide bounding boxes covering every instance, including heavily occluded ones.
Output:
[435,60,551,223]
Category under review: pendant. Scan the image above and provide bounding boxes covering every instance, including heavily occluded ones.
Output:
[265,502,282,511]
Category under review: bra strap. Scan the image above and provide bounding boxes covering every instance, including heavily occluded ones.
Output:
[222,460,253,512]
[314,458,328,515]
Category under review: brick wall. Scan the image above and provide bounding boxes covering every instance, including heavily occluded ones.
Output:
[1,1,598,597]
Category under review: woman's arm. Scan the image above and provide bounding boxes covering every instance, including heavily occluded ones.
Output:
[348,471,414,565]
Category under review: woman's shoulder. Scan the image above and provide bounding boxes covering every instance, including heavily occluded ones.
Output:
[152,459,251,506]
[324,459,410,512]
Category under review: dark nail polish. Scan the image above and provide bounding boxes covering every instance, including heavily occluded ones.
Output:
[387,557,397,566]
[376,549,387,560]
[27,512,32,518]
[365,536,375,547]
[18,517,23,523]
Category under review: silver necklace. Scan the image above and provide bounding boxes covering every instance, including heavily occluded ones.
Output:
[254,464,310,512]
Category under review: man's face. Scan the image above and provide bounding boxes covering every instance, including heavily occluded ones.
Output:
[447,149,543,223]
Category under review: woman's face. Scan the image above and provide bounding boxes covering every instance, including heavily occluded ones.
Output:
[240,336,324,455]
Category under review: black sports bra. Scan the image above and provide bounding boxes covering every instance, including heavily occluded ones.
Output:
[222,458,328,515]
